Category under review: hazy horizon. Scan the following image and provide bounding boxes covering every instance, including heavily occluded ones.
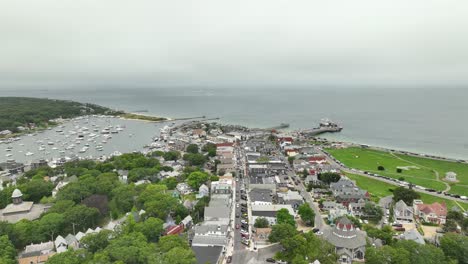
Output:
[1,0,468,88]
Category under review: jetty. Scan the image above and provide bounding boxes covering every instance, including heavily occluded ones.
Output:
[301,119,343,136]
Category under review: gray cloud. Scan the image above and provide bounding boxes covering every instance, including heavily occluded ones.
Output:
[1,0,467,88]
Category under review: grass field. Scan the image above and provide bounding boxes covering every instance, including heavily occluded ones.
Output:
[326,147,468,195]
[345,172,468,211]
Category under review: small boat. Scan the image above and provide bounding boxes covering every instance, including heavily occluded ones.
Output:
[25,152,34,156]
[5,153,12,157]
[47,142,54,145]
[52,147,58,150]
[39,146,46,151]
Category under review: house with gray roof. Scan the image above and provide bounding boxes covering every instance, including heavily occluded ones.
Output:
[204,206,230,224]
[323,217,367,264]
[330,177,369,205]
[394,200,414,222]
[250,188,273,205]
[277,190,304,209]
[401,229,425,245]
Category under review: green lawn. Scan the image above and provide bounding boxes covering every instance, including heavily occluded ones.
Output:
[326,147,468,195]
[345,172,468,211]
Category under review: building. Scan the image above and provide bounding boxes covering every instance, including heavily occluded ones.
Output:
[413,200,447,225]
[196,184,209,199]
[176,182,193,195]
[0,189,48,223]
[19,241,55,264]
[401,229,425,245]
[323,217,367,264]
[394,200,414,222]
[211,180,232,194]
[444,172,457,182]
[0,159,25,174]
[251,204,295,226]
[204,206,230,224]
[249,188,273,205]
[29,159,48,170]
[330,177,369,205]
[277,190,304,209]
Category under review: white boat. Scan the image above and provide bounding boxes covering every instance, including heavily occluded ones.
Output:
[52,147,58,150]
[6,147,12,151]
[79,147,88,153]
[39,146,46,151]
[5,153,12,157]
[25,152,34,156]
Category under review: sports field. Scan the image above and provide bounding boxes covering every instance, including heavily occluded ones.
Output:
[345,172,468,211]
[326,147,468,195]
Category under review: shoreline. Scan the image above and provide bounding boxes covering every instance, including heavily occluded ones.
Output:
[319,137,468,164]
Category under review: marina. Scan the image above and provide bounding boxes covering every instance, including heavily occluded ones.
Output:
[0,115,178,165]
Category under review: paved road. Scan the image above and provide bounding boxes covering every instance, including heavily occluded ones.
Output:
[317,148,468,207]
[286,170,326,230]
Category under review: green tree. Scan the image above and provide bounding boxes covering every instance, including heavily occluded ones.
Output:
[46,249,87,264]
[163,247,197,264]
[63,205,100,233]
[103,232,156,264]
[183,153,207,166]
[202,143,217,157]
[440,233,468,264]
[365,245,410,264]
[392,187,420,205]
[318,172,341,184]
[80,230,112,253]
[276,232,337,264]
[163,151,181,161]
[19,180,54,203]
[276,208,295,226]
[395,240,449,264]
[157,235,190,253]
[39,213,65,240]
[135,217,164,242]
[110,185,136,217]
[254,217,269,228]
[161,177,178,190]
[186,144,199,154]
[298,203,315,226]
[186,171,209,189]
[364,225,394,245]
[362,202,384,221]
[269,224,298,243]
[0,235,16,264]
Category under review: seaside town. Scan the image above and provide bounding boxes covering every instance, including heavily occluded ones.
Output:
[0,113,467,264]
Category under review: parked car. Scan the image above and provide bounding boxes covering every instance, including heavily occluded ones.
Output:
[227,256,232,263]
[394,227,405,232]
[236,224,240,229]
[266,258,276,263]
[312,228,319,233]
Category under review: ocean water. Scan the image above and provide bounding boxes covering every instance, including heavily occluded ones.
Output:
[1,87,467,159]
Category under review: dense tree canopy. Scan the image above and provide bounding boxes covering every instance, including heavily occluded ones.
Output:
[0,97,117,133]
[392,187,420,205]
[275,232,338,264]
[254,217,269,228]
[276,208,296,226]
[297,204,315,226]
[269,224,298,243]
[318,172,341,184]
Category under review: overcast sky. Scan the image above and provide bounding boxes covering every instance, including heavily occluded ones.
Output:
[1,0,468,88]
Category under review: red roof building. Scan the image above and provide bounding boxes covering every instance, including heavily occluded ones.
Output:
[414,202,447,225]
[164,224,184,236]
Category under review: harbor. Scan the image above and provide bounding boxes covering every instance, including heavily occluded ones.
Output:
[0,115,177,166]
